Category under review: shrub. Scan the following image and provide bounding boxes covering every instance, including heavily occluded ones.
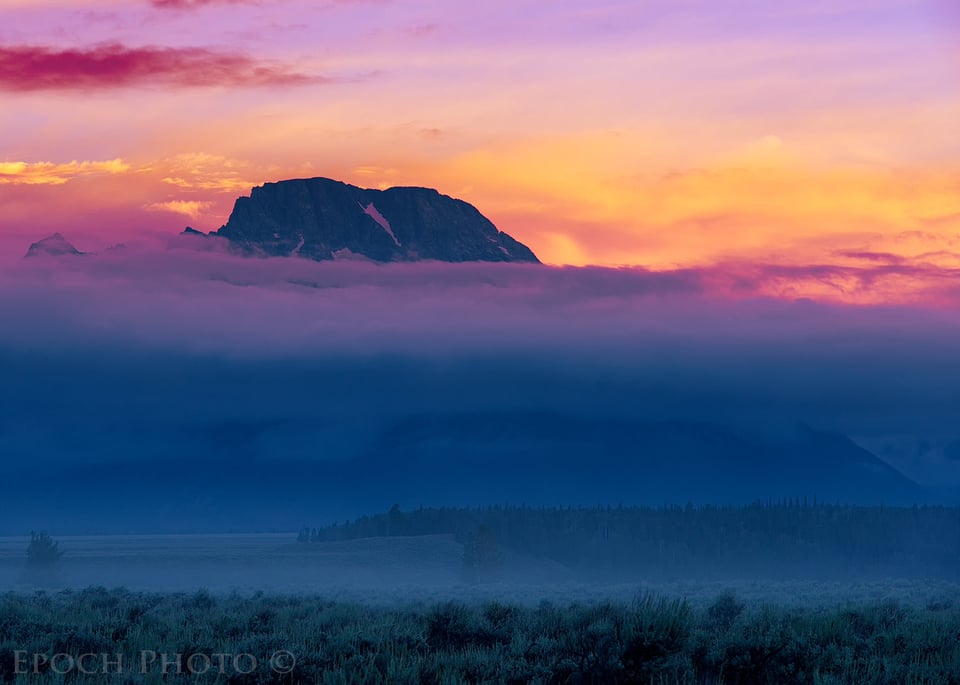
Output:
[708,591,745,631]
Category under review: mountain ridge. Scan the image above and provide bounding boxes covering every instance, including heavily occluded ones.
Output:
[0,412,928,535]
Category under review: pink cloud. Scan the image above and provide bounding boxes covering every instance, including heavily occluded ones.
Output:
[701,259,960,306]
[149,0,255,8]
[832,251,908,265]
[150,0,387,8]
[0,43,321,91]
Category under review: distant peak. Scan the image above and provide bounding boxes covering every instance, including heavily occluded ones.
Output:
[24,233,83,258]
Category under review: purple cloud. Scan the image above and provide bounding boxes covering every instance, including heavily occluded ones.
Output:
[0,43,320,91]
[149,0,255,8]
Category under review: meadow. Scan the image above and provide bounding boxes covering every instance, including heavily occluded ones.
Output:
[2,587,959,684]
[2,504,959,683]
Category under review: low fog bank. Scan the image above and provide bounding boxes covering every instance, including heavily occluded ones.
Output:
[3,248,960,534]
[2,531,957,608]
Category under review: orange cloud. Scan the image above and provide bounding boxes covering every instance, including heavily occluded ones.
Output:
[157,153,257,192]
[391,131,960,269]
[0,159,129,185]
[144,199,212,219]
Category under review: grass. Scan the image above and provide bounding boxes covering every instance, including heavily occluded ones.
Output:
[1,588,958,684]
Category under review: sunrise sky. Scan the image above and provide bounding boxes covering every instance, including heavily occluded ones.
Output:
[1,0,958,301]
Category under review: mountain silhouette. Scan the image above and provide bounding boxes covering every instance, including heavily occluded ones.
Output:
[206,177,539,263]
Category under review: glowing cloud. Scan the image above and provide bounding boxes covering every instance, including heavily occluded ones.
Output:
[0,159,129,185]
[145,200,212,219]
[158,153,257,192]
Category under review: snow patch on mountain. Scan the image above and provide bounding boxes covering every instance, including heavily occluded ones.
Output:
[360,202,401,247]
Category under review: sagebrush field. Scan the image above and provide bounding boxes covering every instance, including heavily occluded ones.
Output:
[2,588,959,684]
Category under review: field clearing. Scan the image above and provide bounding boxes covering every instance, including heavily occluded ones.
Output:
[1,533,957,609]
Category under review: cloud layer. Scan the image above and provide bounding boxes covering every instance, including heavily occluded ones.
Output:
[4,244,960,415]
[3,245,960,522]
[0,43,317,90]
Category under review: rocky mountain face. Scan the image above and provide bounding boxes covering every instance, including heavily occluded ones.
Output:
[24,233,83,258]
[211,177,540,263]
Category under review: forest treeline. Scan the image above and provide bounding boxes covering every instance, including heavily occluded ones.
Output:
[299,502,960,580]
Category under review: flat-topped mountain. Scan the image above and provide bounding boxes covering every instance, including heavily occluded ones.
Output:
[209,177,540,263]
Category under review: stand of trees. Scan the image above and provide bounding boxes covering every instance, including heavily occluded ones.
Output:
[26,531,63,567]
[298,502,960,580]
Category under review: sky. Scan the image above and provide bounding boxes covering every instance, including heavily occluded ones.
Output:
[1,0,958,304]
